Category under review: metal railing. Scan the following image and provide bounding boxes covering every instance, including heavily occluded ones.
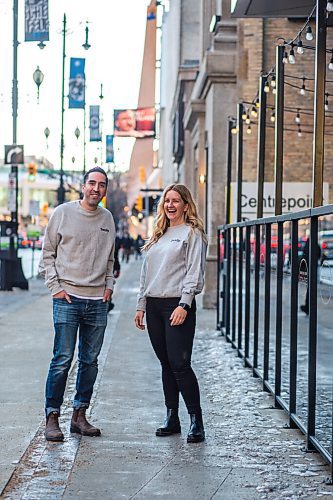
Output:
[217,205,333,480]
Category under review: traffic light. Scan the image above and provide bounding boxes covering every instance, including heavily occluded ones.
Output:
[139,165,146,183]
[41,202,48,215]
[27,162,37,182]
[135,195,143,213]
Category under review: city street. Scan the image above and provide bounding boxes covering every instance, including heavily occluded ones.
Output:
[0,260,332,499]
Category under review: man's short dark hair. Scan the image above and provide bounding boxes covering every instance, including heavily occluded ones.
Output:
[83,167,108,186]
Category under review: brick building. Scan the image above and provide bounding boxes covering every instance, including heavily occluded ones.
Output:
[159,0,332,307]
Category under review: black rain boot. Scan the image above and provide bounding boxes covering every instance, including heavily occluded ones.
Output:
[187,411,205,443]
[156,409,181,436]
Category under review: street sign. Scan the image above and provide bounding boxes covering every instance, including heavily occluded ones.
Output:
[8,173,17,212]
[5,145,24,164]
[29,200,40,217]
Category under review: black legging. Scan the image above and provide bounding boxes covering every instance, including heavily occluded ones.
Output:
[146,297,201,414]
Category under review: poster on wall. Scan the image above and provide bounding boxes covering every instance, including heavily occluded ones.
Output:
[113,107,155,138]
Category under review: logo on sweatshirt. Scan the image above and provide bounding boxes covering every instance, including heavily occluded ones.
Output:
[100,228,110,232]
[170,238,180,242]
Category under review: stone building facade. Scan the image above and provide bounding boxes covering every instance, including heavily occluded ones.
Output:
[159,0,333,308]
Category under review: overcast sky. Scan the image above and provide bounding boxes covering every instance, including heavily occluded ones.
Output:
[0,0,150,172]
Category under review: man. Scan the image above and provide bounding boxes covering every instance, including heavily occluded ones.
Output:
[39,167,116,442]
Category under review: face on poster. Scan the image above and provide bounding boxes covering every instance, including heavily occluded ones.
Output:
[114,107,155,138]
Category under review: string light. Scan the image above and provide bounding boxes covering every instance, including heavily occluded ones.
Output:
[325,94,329,111]
[329,52,333,71]
[297,39,304,55]
[264,81,270,93]
[295,109,301,123]
[297,124,302,137]
[270,111,275,123]
[242,110,247,121]
[270,76,276,88]
[327,1,333,12]
[255,97,260,108]
[300,78,306,96]
[305,25,313,41]
[289,45,296,64]
[245,114,251,125]
[283,50,289,64]
[272,87,277,95]
[250,106,258,117]
[246,125,252,135]
[231,126,239,134]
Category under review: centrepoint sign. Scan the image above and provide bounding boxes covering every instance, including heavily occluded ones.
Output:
[230,182,330,222]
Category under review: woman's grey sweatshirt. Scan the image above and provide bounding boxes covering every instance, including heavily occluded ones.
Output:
[39,200,115,297]
[136,223,207,311]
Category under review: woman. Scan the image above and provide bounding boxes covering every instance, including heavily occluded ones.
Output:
[134,184,207,443]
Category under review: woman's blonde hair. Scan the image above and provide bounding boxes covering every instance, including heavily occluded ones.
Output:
[143,184,207,251]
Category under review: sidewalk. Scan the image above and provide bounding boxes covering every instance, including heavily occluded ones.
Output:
[1,260,332,499]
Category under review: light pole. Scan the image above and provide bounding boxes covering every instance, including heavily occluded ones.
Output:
[82,22,90,177]
[58,16,90,204]
[1,0,29,290]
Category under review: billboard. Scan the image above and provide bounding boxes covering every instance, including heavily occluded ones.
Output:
[113,107,155,138]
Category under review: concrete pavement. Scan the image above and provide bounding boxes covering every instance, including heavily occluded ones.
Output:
[0,259,332,499]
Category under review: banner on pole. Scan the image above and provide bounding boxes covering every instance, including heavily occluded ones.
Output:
[106,135,114,163]
[113,107,155,138]
[25,0,49,42]
[68,58,85,109]
[89,106,101,141]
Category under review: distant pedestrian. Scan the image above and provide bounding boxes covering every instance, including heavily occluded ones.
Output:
[134,234,144,259]
[121,232,133,262]
[299,236,321,315]
[108,235,121,313]
[39,167,116,442]
[134,184,207,443]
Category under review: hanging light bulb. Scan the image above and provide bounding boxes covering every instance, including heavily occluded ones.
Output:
[298,124,302,137]
[288,46,296,64]
[325,94,329,111]
[305,25,313,41]
[250,106,258,117]
[297,39,304,55]
[245,114,251,125]
[329,53,333,71]
[242,110,247,121]
[283,50,288,64]
[246,125,252,135]
[295,110,301,124]
[255,97,260,108]
[231,126,239,135]
[272,87,277,95]
[264,81,270,93]
[327,1,333,12]
[270,76,276,88]
[270,111,275,123]
[300,79,306,96]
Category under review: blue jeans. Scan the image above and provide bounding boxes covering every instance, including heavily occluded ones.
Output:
[45,296,108,417]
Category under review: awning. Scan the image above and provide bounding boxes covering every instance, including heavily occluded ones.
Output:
[231,0,315,18]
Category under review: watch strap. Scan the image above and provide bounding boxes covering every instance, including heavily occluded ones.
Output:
[179,302,190,312]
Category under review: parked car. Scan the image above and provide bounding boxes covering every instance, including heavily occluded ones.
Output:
[318,230,333,263]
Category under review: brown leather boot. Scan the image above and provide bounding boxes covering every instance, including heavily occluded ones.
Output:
[45,411,64,442]
[70,408,101,436]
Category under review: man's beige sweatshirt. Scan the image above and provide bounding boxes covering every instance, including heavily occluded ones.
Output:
[39,200,116,297]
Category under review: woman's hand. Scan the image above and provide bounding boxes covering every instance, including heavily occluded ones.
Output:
[170,306,187,326]
[134,310,146,330]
